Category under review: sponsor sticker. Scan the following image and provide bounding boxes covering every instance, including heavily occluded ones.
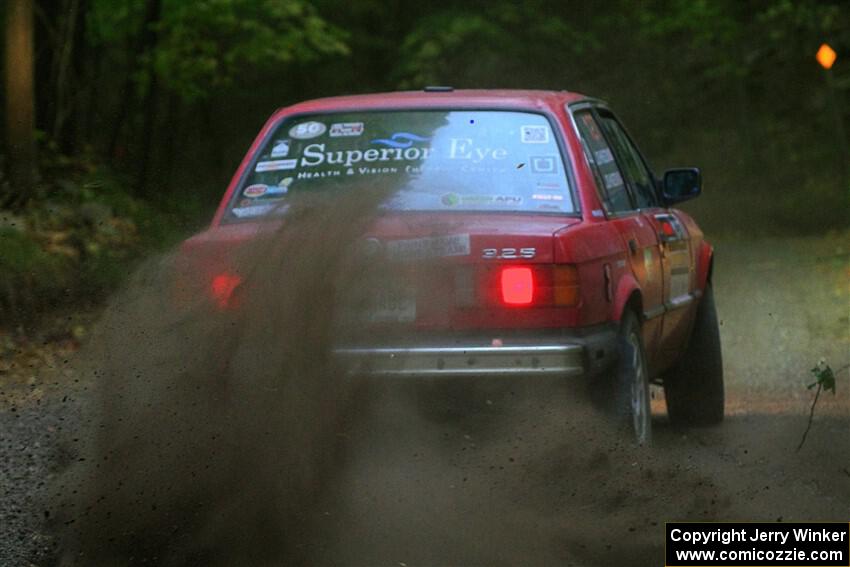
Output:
[370,132,430,148]
[271,139,290,157]
[530,155,557,173]
[594,148,614,165]
[243,184,268,198]
[536,180,562,190]
[289,121,327,139]
[266,176,293,195]
[387,234,471,261]
[604,171,624,189]
[439,194,523,207]
[256,159,297,172]
[231,203,290,218]
[329,122,364,137]
[441,193,460,207]
[460,195,495,205]
[520,125,550,144]
[532,193,564,201]
[302,142,433,168]
[266,186,288,196]
[493,195,522,205]
[232,204,275,218]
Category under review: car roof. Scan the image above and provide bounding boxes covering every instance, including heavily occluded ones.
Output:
[277,89,593,115]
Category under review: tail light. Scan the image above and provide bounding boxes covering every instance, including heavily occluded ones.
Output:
[552,265,579,306]
[456,264,580,308]
[501,267,534,305]
[210,273,242,308]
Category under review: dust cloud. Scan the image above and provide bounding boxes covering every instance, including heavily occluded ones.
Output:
[50,187,849,565]
[52,187,394,565]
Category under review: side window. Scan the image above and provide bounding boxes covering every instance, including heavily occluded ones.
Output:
[573,110,632,213]
[597,113,658,209]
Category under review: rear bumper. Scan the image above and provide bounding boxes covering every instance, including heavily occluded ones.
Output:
[334,326,617,379]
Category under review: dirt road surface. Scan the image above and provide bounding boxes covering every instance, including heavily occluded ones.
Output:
[1,232,847,566]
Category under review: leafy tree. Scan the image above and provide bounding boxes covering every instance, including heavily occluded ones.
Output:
[392,2,595,89]
[80,0,348,193]
[150,0,348,103]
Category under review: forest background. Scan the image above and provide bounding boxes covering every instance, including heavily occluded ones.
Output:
[1,0,848,324]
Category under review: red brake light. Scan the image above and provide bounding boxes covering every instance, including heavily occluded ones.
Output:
[501,267,534,305]
[211,273,242,308]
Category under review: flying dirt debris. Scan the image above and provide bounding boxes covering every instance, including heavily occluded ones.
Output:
[53,186,399,565]
[49,184,666,566]
[33,221,850,567]
[44,189,850,566]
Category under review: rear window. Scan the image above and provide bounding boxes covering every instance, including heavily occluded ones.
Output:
[224,110,575,221]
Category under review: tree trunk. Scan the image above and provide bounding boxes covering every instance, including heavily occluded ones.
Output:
[161,92,180,190]
[50,0,83,152]
[137,0,163,195]
[4,0,37,205]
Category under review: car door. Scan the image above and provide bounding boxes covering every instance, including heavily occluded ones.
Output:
[594,109,695,365]
[571,108,665,363]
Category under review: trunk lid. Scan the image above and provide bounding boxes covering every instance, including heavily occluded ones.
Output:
[345,212,581,333]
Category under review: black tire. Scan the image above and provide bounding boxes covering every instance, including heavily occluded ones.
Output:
[663,283,725,425]
[614,309,652,445]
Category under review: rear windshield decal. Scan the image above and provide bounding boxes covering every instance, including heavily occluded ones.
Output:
[330,122,364,137]
[520,125,550,143]
[270,140,290,157]
[256,159,297,172]
[226,110,576,221]
[370,132,430,148]
[289,121,326,139]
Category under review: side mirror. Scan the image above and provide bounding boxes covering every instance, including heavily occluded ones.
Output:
[662,168,702,204]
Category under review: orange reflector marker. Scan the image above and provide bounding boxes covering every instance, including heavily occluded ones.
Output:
[817,43,837,70]
[501,267,534,305]
[553,265,580,306]
[211,273,242,308]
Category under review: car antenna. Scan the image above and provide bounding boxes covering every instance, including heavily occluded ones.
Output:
[423,86,454,92]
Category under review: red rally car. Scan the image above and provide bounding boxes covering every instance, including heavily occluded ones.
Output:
[181,88,724,444]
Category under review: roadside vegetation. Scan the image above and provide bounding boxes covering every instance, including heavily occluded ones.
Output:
[1,0,848,329]
[0,146,199,328]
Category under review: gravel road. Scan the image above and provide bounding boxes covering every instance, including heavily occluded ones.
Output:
[1,232,847,566]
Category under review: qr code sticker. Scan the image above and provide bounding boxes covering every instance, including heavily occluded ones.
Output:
[521,125,550,144]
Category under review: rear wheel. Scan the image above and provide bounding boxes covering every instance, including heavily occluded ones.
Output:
[663,283,724,425]
[614,310,652,445]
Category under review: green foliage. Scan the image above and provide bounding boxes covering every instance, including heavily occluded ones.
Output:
[7,0,850,327]
[807,361,837,394]
[11,0,850,232]
[797,360,843,452]
[85,0,145,45]
[396,11,502,88]
[0,146,195,325]
[0,228,69,325]
[85,0,348,101]
[0,228,66,276]
[393,3,594,88]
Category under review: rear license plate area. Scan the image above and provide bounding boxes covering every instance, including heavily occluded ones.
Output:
[364,285,416,323]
